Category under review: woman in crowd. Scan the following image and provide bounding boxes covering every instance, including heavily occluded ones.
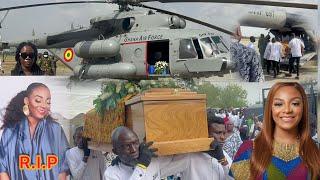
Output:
[0,83,69,179]
[230,82,320,179]
[223,118,243,160]
[11,42,44,75]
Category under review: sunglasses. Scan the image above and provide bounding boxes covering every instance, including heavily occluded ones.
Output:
[19,52,35,60]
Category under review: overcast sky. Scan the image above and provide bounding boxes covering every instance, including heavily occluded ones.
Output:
[0,0,317,41]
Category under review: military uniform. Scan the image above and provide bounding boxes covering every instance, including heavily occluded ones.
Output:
[50,57,58,75]
[39,57,53,75]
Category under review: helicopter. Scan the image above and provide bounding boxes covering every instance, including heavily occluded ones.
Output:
[0,0,317,79]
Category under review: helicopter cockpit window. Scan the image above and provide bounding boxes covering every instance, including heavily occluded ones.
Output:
[179,39,197,59]
[199,37,219,58]
[211,36,228,53]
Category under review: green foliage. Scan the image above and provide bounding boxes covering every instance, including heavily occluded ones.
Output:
[197,83,248,108]
[197,83,221,107]
[93,81,133,116]
[93,80,248,117]
[139,79,179,91]
[93,79,180,117]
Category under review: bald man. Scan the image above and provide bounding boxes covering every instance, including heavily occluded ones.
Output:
[103,126,228,180]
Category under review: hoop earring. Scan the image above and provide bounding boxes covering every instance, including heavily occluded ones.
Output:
[23,104,29,116]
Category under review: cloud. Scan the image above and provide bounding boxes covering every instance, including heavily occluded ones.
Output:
[0,1,117,41]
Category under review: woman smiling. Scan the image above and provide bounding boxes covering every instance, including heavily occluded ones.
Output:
[230,82,320,179]
[11,42,44,76]
[0,83,69,180]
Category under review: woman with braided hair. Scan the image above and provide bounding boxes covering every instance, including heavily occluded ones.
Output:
[11,42,44,76]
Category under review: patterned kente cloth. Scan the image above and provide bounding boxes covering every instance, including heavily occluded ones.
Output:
[230,140,314,180]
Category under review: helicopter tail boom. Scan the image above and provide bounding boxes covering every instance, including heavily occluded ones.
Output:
[48,48,81,71]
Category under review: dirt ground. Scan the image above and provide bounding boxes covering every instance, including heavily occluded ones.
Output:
[196,57,317,83]
[0,54,317,83]
[0,55,73,76]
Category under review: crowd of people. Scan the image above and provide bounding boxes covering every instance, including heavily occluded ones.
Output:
[257,33,305,79]
[0,82,318,179]
[213,108,263,142]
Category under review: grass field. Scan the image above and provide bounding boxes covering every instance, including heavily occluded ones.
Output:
[0,55,73,76]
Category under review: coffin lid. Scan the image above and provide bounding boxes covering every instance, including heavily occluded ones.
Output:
[125,88,206,105]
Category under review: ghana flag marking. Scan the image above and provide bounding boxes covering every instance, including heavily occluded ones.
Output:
[64,48,74,62]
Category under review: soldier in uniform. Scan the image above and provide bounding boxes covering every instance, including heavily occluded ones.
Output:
[50,56,58,75]
[39,51,53,75]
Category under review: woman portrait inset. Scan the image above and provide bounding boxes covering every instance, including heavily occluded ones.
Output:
[0,83,69,179]
[230,82,320,179]
[11,42,44,76]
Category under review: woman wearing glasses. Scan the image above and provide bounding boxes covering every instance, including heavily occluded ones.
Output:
[11,42,44,75]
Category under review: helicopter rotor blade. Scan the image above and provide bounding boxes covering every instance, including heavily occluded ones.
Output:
[0,1,107,12]
[150,0,318,10]
[139,4,234,35]
[0,10,9,28]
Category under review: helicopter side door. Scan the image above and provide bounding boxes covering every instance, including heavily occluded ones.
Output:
[146,40,170,76]
[183,37,223,73]
[121,42,148,77]
[170,38,224,76]
[169,38,196,76]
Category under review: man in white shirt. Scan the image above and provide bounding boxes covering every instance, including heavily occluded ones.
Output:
[104,126,228,180]
[247,36,255,50]
[229,110,240,130]
[268,37,283,78]
[288,33,305,79]
[263,35,272,75]
[66,126,106,180]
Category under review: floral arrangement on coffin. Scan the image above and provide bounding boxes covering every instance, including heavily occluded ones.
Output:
[155,61,168,74]
[83,79,181,143]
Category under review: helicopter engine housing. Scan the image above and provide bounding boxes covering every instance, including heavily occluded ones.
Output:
[169,16,186,29]
[74,39,120,58]
[74,63,136,79]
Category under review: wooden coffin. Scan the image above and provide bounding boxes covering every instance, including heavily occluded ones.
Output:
[125,88,213,156]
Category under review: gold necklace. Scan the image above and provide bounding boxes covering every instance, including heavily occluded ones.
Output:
[272,140,300,162]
